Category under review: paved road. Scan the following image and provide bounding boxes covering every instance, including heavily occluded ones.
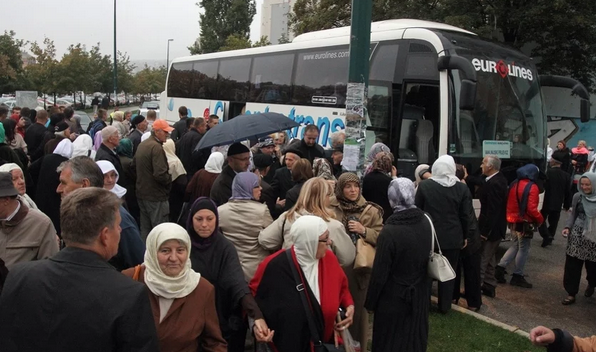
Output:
[455,211,596,336]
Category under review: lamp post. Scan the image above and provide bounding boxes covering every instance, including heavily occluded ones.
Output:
[113,0,118,103]
[166,39,174,70]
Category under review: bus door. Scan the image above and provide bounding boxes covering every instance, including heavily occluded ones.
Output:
[366,81,394,154]
[395,81,440,179]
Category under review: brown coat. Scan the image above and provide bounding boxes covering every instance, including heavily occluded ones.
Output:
[123,266,227,352]
[329,196,384,246]
[573,335,596,351]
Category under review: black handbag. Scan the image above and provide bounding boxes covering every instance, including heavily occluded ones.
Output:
[285,250,345,352]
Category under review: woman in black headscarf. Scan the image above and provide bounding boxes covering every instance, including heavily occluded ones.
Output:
[186,197,273,351]
[365,178,432,352]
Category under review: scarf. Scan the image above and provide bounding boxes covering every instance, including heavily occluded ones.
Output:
[96,160,127,198]
[117,138,133,158]
[187,197,219,250]
[335,172,383,230]
[53,139,73,159]
[72,134,96,159]
[371,152,393,175]
[313,158,335,181]
[230,171,259,200]
[414,164,431,185]
[430,155,460,187]
[388,178,417,213]
[144,223,201,299]
[163,139,187,180]
[205,152,224,173]
[579,173,596,242]
[291,215,328,303]
[572,146,589,155]
[364,142,390,176]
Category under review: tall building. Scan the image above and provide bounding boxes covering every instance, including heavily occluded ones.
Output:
[261,0,293,45]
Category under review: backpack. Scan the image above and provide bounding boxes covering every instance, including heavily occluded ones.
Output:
[88,120,104,139]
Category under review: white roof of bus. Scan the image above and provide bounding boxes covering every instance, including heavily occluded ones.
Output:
[172,19,476,64]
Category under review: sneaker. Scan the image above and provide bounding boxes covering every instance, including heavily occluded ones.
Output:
[495,266,507,284]
[510,274,533,288]
[481,284,496,298]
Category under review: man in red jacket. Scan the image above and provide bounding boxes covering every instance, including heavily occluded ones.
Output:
[495,164,544,288]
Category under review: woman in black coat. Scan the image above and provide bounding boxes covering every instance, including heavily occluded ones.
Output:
[362,152,396,222]
[365,178,431,352]
[552,140,571,174]
[283,158,313,211]
[415,155,474,314]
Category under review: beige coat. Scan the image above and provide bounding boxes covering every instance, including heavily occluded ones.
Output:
[258,210,355,268]
[329,197,384,246]
[218,199,273,281]
[0,200,58,269]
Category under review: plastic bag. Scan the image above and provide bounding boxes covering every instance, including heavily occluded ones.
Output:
[340,328,361,352]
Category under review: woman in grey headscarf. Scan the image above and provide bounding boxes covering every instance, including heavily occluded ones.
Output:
[415,155,474,314]
[366,178,432,352]
[364,142,391,176]
[561,172,596,305]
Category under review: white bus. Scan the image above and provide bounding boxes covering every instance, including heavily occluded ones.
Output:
[163,19,589,183]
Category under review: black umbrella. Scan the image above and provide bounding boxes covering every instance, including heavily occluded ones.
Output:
[195,112,299,151]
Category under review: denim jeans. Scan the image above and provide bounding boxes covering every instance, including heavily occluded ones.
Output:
[498,235,532,276]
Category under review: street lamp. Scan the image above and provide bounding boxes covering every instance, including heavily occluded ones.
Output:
[166,39,174,70]
[113,0,118,102]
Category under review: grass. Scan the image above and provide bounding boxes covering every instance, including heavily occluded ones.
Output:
[427,309,541,352]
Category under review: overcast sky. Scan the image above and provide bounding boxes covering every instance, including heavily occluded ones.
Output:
[4,0,264,63]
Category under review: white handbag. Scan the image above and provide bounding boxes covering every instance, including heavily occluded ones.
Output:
[424,213,456,282]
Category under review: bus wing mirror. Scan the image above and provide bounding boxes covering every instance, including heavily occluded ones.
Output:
[438,55,477,111]
[581,99,590,123]
[539,75,590,122]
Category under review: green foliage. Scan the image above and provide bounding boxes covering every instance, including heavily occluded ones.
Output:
[116,51,136,94]
[0,31,27,94]
[132,65,166,94]
[195,0,256,54]
[278,33,291,44]
[252,36,271,48]
[28,38,60,95]
[219,34,252,52]
[289,0,596,91]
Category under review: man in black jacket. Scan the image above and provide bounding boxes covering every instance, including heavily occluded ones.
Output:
[475,155,509,298]
[210,142,250,206]
[289,124,325,164]
[253,154,281,219]
[255,137,280,184]
[95,126,123,180]
[170,106,189,142]
[177,117,206,179]
[0,187,159,352]
[539,155,571,247]
[271,148,301,204]
[25,109,51,162]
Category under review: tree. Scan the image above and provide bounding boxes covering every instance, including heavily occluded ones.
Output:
[0,31,27,94]
[116,51,136,95]
[88,44,113,94]
[132,65,166,95]
[289,0,596,91]
[278,33,291,44]
[194,0,256,54]
[57,44,91,100]
[253,36,271,47]
[219,34,252,52]
[27,38,61,99]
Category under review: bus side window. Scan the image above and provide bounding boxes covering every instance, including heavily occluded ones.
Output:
[400,83,440,164]
[249,53,293,104]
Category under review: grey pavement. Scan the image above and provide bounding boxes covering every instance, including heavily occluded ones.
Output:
[457,211,596,336]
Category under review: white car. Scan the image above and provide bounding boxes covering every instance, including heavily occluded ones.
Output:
[139,101,160,118]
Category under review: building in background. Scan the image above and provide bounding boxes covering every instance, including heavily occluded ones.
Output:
[261,0,293,44]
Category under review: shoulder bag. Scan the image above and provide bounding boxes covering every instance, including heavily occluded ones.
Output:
[353,205,376,271]
[424,214,456,282]
[285,250,345,352]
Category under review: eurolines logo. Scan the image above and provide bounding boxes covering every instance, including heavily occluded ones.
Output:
[472,58,534,81]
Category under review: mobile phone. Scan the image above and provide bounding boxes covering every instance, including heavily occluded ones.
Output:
[338,307,347,321]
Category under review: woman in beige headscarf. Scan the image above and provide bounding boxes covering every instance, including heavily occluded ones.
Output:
[0,163,37,209]
[123,223,227,352]
[163,139,188,222]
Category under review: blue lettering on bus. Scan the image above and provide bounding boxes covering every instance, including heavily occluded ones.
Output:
[245,105,345,148]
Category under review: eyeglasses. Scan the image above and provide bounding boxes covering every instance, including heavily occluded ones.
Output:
[319,237,330,243]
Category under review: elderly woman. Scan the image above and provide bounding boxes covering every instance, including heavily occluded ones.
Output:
[329,172,383,345]
[185,152,224,204]
[111,111,128,138]
[313,157,336,188]
[284,158,313,211]
[96,160,127,199]
[415,154,474,314]
[0,163,37,209]
[365,178,432,352]
[218,172,273,281]
[414,164,432,187]
[363,142,390,176]
[163,139,187,222]
[187,197,273,351]
[123,223,227,352]
[72,134,96,159]
[259,177,355,268]
[561,173,596,305]
[250,215,354,352]
[362,152,397,222]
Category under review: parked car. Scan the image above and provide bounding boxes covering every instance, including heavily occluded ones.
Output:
[139,101,159,118]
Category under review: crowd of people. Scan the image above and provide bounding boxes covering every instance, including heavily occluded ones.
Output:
[0,101,595,352]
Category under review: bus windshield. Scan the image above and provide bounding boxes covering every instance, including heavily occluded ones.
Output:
[443,34,546,162]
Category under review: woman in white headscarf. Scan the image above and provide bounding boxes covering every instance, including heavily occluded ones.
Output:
[414,154,474,314]
[53,138,73,159]
[123,223,227,352]
[72,134,96,159]
[0,163,37,209]
[163,139,187,222]
[96,160,127,199]
[250,215,354,352]
[185,152,224,204]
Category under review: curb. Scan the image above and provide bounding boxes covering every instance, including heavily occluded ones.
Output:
[430,296,530,339]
